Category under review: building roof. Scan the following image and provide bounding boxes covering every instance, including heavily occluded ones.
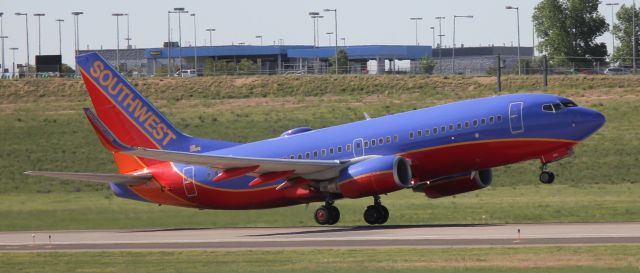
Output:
[144,45,313,58]
[287,45,432,60]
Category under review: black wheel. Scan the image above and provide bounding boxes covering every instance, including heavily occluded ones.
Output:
[314,206,330,225]
[327,205,340,225]
[364,205,381,225]
[539,171,555,184]
[376,205,389,225]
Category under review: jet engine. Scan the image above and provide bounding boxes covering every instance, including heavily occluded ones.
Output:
[337,156,412,199]
[420,169,492,198]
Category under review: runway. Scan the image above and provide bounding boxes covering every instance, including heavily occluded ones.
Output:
[1,222,639,251]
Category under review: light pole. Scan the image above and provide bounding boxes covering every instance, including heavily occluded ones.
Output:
[606,2,620,54]
[10,47,17,77]
[409,17,423,46]
[0,12,5,73]
[452,15,474,74]
[125,13,131,49]
[326,32,333,46]
[430,26,435,47]
[256,35,263,46]
[309,12,320,47]
[55,19,63,56]
[172,8,188,71]
[323,8,338,74]
[506,6,521,75]
[112,13,124,72]
[15,13,29,76]
[191,13,197,71]
[435,16,446,59]
[340,37,346,47]
[206,28,216,46]
[634,0,637,73]
[71,11,83,76]
[33,13,45,55]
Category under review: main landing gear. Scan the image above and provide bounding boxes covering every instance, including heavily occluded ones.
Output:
[363,195,389,225]
[539,164,555,184]
[314,197,340,225]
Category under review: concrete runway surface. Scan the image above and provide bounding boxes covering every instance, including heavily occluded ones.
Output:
[1,222,639,251]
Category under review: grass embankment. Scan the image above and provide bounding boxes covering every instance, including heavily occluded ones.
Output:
[1,246,639,273]
[0,75,639,230]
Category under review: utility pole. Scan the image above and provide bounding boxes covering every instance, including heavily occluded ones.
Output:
[0,12,5,73]
[435,16,446,59]
[206,28,216,46]
[191,13,197,72]
[112,13,124,72]
[409,17,423,45]
[125,14,131,49]
[33,13,45,55]
[452,15,474,74]
[606,3,620,53]
[324,8,338,74]
[56,19,63,56]
[71,11,83,76]
[15,13,29,76]
[506,6,521,75]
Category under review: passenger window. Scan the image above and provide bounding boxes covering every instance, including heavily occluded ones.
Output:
[465,121,470,128]
[322,149,327,156]
[347,144,352,151]
[337,146,342,153]
[417,130,422,137]
[497,115,503,122]
[371,140,376,147]
[298,154,303,159]
[364,141,369,148]
[394,135,399,142]
[489,116,495,124]
[409,132,414,139]
[457,123,462,129]
[433,127,438,134]
[481,118,486,125]
[378,138,384,145]
[290,155,295,159]
[386,136,391,143]
[473,120,478,127]
[305,152,310,159]
[425,129,430,136]
[329,148,334,154]
[313,151,318,158]
[441,126,446,133]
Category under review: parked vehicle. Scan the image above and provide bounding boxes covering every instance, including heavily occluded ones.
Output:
[604,67,631,75]
[174,69,197,77]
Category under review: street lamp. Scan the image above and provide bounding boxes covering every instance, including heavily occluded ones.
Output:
[112,13,124,72]
[55,19,64,56]
[124,14,131,49]
[256,35,263,46]
[435,16,446,59]
[33,13,45,55]
[409,17,423,46]
[206,28,216,46]
[430,26,435,48]
[506,6,521,75]
[71,11,84,76]
[340,37,346,47]
[326,32,334,46]
[191,13,197,71]
[172,8,188,71]
[0,12,5,73]
[452,15,474,74]
[15,12,29,76]
[323,8,338,74]
[606,2,620,53]
[309,12,320,47]
[10,47,18,77]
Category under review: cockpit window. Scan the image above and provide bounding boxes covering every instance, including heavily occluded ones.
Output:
[561,99,578,108]
[552,103,564,111]
[542,104,554,112]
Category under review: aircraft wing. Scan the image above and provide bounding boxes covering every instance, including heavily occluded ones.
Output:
[24,171,152,185]
[126,147,345,175]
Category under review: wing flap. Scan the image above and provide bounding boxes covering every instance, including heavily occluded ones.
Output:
[25,171,152,185]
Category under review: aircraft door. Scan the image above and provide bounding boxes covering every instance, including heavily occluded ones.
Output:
[509,102,524,134]
[182,166,198,198]
[353,138,365,158]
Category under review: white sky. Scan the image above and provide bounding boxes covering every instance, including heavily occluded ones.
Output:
[1,0,636,67]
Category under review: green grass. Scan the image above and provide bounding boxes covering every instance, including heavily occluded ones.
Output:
[0,184,637,231]
[1,246,639,273]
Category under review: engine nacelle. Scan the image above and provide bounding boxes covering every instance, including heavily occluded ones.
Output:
[422,169,492,199]
[338,156,412,199]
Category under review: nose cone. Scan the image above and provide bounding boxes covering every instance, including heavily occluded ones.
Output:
[575,107,606,139]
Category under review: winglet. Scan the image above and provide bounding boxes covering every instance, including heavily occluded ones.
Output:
[83,107,134,152]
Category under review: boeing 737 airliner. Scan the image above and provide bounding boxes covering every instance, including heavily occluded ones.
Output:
[26,53,605,225]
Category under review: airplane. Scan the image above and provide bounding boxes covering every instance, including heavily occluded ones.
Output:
[26,52,606,225]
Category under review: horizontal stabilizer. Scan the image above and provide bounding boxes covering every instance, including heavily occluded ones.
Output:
[24,171,152,185]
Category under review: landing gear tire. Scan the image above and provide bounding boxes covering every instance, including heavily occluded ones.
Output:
[314,205,340,225]
[363,205,389,225]
[539,171,555,184]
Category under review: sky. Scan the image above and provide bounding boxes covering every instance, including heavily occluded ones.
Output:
[1,0,637,67]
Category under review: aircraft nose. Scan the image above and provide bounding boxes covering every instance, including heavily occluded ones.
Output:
[576,108,606,134]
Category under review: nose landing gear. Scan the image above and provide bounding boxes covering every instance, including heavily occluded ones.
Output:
[314,197,340,225]
[363,195,389,225]
[539,164,555,184]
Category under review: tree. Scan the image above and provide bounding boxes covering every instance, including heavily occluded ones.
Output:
[419,56,436,74]
[61,63,75,75]
[533,0,609,67]
[328,49,349,73]
[612,4,640,64]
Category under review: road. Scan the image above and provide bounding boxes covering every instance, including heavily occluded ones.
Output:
[1,222,639,251]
